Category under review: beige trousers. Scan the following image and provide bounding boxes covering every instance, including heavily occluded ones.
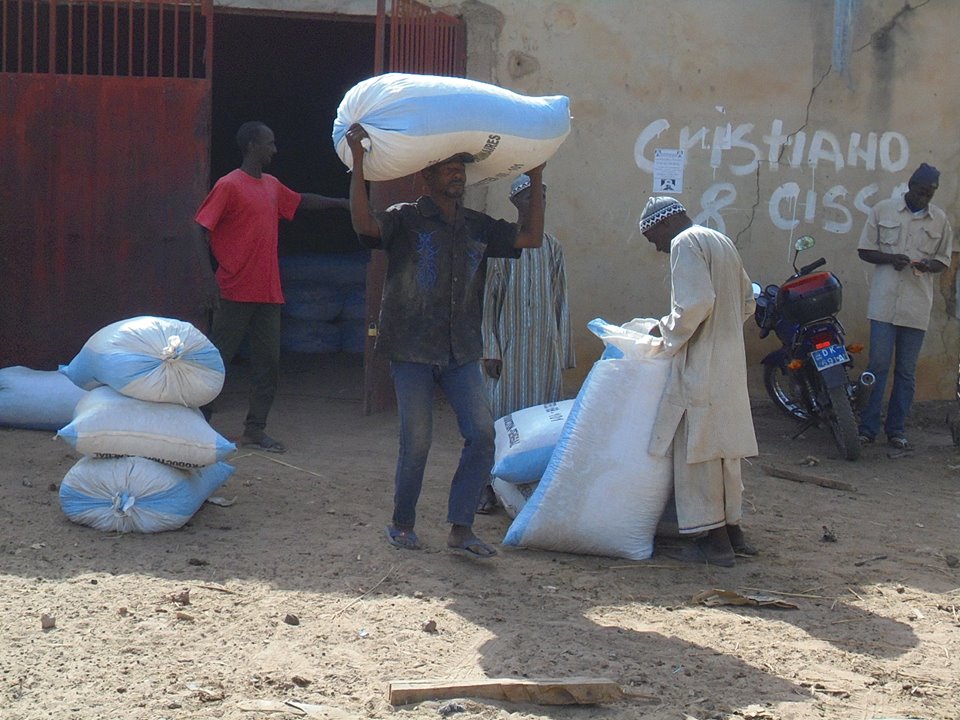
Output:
[672,415,743,534]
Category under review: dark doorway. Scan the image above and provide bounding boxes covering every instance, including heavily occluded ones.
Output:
[209,11,375,368]
[211,11,375,254]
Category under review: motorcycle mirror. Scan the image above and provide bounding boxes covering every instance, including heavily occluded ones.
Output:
[794,235,816,252]
[751,282,762,299]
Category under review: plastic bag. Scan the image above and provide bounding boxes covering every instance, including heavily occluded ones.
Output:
[491,400,574,484]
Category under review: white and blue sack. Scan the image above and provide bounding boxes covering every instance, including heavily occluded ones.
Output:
[503,318,674,560]
[491,399,575,484]
[333,73,570,186]
[60,316,224,407]
[0,366,87,431]
[57,386,235,468]
[59,456,234,533]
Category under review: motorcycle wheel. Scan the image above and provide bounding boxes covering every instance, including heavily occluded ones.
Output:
[763,363,810,422]
[825,383,860,461]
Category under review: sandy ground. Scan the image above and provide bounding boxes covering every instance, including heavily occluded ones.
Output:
[2,352,959,720]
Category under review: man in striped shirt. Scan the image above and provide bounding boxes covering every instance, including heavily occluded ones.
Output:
[479,175,575,512]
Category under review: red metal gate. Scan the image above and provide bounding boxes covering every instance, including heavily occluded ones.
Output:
[0,0,213,369]
[363,0,466,414]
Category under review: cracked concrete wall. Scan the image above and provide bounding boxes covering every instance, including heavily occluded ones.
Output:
[427,0,959,400]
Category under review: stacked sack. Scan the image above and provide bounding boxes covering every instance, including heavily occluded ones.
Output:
[56,316,236,533]
[489,400,575,519]
[279,251,369,354]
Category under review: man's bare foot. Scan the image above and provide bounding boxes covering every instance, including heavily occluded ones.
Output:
[447,524,497,559]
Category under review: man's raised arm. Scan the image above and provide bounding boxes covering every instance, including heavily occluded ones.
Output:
[345,124,381,240]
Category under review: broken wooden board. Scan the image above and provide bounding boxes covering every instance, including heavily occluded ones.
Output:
[760,463,857,493]
[388,677,654,706]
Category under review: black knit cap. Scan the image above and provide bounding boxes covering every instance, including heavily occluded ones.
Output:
[909,162,940,186]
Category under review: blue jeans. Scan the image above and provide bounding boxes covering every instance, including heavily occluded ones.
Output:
[859,320,925,439]
[389,358,495,530]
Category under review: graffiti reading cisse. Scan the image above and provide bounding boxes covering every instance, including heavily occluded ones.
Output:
[634,118,910,235]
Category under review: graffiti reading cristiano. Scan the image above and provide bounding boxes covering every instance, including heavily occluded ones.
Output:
[634,118,910,235]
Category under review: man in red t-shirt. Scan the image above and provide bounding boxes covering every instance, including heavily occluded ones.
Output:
[195,121,348,453]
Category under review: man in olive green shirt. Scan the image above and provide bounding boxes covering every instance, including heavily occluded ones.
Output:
[856,163,953,450]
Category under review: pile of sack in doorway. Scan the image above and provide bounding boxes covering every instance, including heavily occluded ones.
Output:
[279,251,369,355]
[54,316,235,533]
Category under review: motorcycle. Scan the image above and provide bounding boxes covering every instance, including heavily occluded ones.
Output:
[753,235,875,461]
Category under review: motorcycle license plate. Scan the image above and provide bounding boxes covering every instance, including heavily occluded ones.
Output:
[810,344,849,371]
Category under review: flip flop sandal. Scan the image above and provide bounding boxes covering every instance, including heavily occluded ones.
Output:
[386,526,421,550]
[449,537,498,560]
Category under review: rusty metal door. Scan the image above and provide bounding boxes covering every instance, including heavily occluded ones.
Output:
[0,0,213,369]
[363,0,466,414]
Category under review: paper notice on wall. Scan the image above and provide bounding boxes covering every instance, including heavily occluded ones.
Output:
[653,148,684,194]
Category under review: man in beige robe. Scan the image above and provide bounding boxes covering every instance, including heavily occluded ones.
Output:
[640,197,759,567]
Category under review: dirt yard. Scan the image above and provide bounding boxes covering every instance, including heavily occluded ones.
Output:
[2,353,958,720]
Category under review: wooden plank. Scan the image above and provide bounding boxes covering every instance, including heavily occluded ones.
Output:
[388,677,653,706]
[760,463,857,493]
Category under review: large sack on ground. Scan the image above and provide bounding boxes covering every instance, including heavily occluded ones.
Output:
[59,456,233,533]
[503,319,673,560]
[491,400,574,484]
[332,73,571,186]
[0,366,87,430]
[57,387,235,467]
[492,477,539,520]
[60,316,224,407]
